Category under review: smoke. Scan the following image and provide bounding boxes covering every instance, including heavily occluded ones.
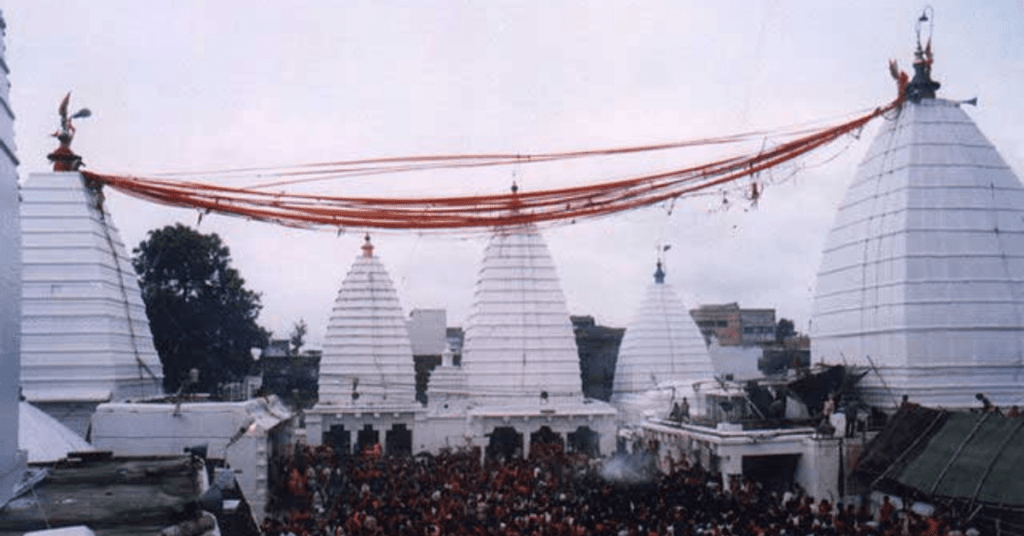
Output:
[599,452,658,486]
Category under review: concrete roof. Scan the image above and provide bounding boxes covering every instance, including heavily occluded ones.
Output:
[0,456,206,536]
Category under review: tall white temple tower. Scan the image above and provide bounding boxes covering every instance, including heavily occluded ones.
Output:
[612,260,714,423]
[811,41,1024,409]
[429,223,616,458]
[306,236,421,455]
[20,99,163,436]
[462,226,585,406]
[0,9,27,507]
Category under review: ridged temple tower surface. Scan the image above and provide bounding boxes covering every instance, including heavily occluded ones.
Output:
[612,261,714,399]
[317,236,417,407]
[461,224,584,406]
[811,95,1024,409]
[0,8,26,507]
[20,171,164,434]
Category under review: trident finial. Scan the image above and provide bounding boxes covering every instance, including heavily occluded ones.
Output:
[47,92,91,171]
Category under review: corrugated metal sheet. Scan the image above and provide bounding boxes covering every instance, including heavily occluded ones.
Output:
[858,404,1024,507]
[895,412,1024,506]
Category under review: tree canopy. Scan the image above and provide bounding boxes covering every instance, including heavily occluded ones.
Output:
[289,319,307,356]
[133,223,269,393]
[776,318,796,343]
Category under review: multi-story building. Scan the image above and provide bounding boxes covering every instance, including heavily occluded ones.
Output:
[690,303,776,346]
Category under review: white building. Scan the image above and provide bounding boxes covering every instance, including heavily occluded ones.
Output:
[306,235,423,456]
[612,261,715,424]
[0,9,27,507]
[811,49,1024,409]
[20,166,164,434]
[90,395,293,521]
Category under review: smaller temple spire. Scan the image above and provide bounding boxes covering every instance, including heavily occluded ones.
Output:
[654,260,665,284]
[361,234,374,257]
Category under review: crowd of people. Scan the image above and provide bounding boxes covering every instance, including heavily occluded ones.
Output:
[261,442,975,536]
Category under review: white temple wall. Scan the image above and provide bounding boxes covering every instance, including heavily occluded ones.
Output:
[0,8,25,507]
[707,342,761,381]
[417,414,472,453]
[407,309,446,356]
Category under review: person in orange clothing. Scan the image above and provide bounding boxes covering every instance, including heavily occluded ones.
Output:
[878,495,896,528]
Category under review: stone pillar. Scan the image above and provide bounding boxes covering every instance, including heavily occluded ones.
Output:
[796,436,842,501]
[717,449,743,494]
[305,412,324,446]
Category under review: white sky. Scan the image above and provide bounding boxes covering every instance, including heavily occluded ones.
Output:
[5,2,1023,348]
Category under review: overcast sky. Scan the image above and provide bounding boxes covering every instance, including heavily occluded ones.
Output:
[5,2,1023,348]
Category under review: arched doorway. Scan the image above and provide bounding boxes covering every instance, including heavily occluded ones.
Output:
[567,426,600,457]
[356,424,379,455]
[529,426,564,458]
[486,427,523,462]
[385,424,412,456]
[324,425,352,458]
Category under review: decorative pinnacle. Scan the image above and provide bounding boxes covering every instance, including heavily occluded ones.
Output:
[361,233,374,257]
[47,92,91,172]
[906,7,940,102]
[654,260,665,284]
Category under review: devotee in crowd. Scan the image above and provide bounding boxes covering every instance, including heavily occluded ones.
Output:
[260,441,976,536]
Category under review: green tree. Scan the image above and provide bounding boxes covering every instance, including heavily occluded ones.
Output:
[133,224,270,393]
[775,317,796,343]
[289,319,307,356]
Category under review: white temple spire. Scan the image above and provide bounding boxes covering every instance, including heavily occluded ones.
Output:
[460,224,583,405]
[613,258,713,403]
[811,51,1024,408]
[318,235,417,406]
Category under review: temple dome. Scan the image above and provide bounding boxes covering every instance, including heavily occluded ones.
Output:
[613,261,713,398]
[318,236,417,407]
[460,225,583,406]
[811,98,1024,408]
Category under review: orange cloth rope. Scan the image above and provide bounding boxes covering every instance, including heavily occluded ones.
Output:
[83,97,899,231]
